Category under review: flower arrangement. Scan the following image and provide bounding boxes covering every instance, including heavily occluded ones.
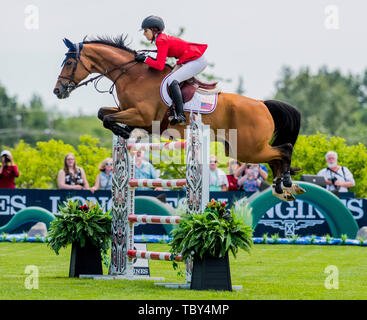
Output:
[169,199,253,261]
[48,199,111,265]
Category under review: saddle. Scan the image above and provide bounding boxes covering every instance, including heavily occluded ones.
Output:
[168,77,219,103]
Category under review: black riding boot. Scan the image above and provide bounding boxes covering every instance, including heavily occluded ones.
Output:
[169,80,186,125]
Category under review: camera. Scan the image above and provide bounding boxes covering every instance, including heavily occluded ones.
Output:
[3,155,10,163]
[330,177,338,185]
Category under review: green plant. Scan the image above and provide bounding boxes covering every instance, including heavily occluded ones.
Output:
[341,234,347,245]
[271,233,279,244]
[169,199,253,262]
[325,234,332,244]
[262,233,268,244]
[22,233,28,242]
[47,200,112,266]
[357,236,365,246]
[292,234,299,243]
[1,233,7,241]
[11,237,17,243]
[310,235,316,244]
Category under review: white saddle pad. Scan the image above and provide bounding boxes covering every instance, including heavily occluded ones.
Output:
[160,74,218,114]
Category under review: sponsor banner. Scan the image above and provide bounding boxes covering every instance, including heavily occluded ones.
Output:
[0,189,366,237]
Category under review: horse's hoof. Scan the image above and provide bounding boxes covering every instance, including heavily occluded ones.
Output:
[272,186,295,202]
[283,183,306,195]
[111,125,130,139]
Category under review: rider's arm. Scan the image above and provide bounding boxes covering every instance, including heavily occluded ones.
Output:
[145,36,169,71]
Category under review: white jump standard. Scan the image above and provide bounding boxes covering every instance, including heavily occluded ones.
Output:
[106,112,210,284]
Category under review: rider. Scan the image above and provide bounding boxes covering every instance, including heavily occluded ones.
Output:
[135,15,208,125]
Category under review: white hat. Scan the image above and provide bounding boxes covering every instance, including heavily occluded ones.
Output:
[1,150,11,157]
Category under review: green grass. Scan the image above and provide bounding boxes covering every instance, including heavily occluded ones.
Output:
[0,243,366,300]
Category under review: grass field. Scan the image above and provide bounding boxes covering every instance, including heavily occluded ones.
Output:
[0,243,366,300]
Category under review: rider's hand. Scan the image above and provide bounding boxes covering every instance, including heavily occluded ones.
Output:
[135,53,146,63]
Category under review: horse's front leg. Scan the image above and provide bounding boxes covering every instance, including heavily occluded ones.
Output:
[98,106,119,121]
[102,107,152,139]
[98,107,136,139]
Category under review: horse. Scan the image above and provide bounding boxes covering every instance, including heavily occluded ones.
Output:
[53,35,305,201]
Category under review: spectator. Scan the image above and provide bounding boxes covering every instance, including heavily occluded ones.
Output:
[226,159,241,191]
[209,155,228,191]
[0,150,19,189]
[134,150,162,191]
[236,163,269,192]
[57,153,89,190]
[236,163,263,192]
[90,157,113,193]
[317,151,355,195]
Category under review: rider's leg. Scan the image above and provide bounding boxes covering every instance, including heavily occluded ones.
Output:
[167,55,208,125]
[168,80,185,125]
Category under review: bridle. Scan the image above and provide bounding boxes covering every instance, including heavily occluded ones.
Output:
[57,42,146,104]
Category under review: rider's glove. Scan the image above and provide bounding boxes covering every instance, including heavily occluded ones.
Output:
[135,53,147,63]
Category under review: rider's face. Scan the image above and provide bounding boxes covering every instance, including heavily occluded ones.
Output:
[143,29,154,41]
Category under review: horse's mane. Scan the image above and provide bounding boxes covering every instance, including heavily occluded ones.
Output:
[83,34,136,54]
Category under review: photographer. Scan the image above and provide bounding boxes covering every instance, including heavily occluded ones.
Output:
[317,151,355,196]
[0,150,19,189]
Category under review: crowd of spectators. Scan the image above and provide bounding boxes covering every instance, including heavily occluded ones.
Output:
[0,149,356,197]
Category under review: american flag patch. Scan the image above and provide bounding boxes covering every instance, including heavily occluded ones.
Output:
[201,102,213,110]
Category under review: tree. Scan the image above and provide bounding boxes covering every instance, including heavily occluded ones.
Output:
[273,66,367,144]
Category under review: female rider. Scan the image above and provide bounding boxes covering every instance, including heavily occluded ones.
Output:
[135,15,208,125]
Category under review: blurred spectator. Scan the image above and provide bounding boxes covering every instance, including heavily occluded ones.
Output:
[57,153,89,190]
[90,157,113,193]
[0,150,19,189]
[134,150,163,191]
[236,163,269,192]
[209,155,228,191]
[236,163,262,192]
[227,159,241,191]
[317,151,355,196]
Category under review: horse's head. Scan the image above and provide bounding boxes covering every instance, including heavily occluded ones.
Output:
[53,38,91,99]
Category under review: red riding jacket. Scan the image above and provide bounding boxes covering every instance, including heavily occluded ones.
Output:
[145,32,207,71]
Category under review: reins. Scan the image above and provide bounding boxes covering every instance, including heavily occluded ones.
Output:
[58,47,156,107]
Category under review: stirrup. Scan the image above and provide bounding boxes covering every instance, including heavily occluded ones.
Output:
[176,114,186,125]
[168,108,176,121]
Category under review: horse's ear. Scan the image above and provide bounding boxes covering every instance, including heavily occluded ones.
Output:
[63,38,74,49]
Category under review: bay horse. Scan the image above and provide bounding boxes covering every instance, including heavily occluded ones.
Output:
[53,36,305,201]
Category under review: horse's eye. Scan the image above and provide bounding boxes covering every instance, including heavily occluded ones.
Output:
[66,61,72,66]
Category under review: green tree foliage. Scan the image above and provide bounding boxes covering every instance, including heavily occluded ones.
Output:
[261,133,367,198]
[273,66,367,144]
[291,133,367,198]
[7,135,110,189]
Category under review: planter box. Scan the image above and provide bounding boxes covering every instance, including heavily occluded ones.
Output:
[190,253,232,291]
[69,240,103,278]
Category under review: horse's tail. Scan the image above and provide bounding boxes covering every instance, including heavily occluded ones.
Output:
[263,99,301,175]
[263,99,301,147]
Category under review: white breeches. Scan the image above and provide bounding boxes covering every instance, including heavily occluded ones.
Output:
[166,55,208,85]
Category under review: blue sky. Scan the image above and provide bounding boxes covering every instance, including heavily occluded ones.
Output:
[0,0,366,116]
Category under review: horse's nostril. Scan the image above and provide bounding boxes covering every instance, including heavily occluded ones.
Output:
[53,88,60,95]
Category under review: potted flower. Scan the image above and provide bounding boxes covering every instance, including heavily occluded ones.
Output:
[170,199,253,291]
[48,200,112,277]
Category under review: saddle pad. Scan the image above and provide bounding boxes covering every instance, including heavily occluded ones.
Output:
[160,74,218,114]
